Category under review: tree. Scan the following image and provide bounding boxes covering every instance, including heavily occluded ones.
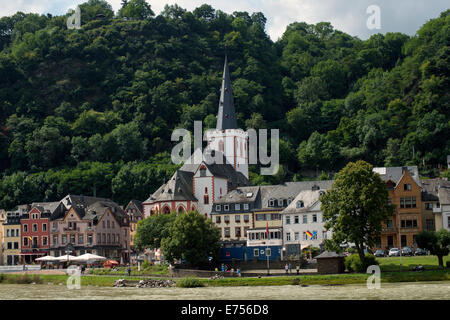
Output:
[321,160,394,264]
[415,230,450,268]
[161,211,220,267]
[134,213,177,251]
[118,0,155,20]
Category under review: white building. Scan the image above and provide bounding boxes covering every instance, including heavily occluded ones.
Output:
[281,188,332,258]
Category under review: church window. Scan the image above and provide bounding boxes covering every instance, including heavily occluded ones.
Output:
[204,195,209,204]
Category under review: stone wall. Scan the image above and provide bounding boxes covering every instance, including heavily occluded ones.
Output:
[316,257,345,274]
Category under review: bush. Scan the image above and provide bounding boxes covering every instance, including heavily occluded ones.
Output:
[345,254,378,273]
[141,260,151,269]
[0,274,4,283]
[446,261,450,269]
[176,277,204,288]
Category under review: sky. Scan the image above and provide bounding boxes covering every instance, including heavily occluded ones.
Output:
[1,0,448,40]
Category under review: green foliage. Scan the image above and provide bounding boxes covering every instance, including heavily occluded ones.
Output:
[345,254,379,273]
[134,212,177,250]
[161,211,220,267]
[416,230,450,268]
[0,4,448,208]
[176,277,204,288]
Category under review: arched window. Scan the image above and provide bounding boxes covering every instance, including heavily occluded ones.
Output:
[178,206,185,214]
[162,206,171,214]
[199,165,207,177]
[205,187,208,194]
[204,195,209,204]
[296,201,304,208]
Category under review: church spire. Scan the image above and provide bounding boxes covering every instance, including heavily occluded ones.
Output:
[216,55,238,130]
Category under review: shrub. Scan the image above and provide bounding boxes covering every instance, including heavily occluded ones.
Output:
[446,261,450,269]
[141,260,151,269]
[176,277,204,288]
[345,254,378,273]
[0,274,4,283]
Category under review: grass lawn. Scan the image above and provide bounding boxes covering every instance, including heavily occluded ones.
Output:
[87,265,169,276]
[377,255,450,272]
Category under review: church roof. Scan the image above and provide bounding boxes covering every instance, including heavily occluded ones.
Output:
[145,170,197,203]
[216,55,238,130]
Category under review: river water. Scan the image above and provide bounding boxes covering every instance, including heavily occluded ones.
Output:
[0,282,449,300]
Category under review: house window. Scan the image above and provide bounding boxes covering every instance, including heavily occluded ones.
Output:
[387,220,393,228]
[14,242,19,249]
[266,248,271,256]
[404,184,412,191]
[112,234,115,243]
[278,199,284,206]
[70,235,75,244]
[42,224,47,232]
[200,166,207,177]
[235,204,240,211]
[425,219,435,231]
[216,205,221,211]
[312,231,318,240]
[62,235,67,244]
[268,200,275,207]
[448,216,450,228]
[294,232,299,241]
[102,234,106,243]
[285,216,290,225]
[322,231,327,239]
[23,224,28,232]
[286,232,291,241]
[88,235,93,245]
[224,216,230,223]
[303,215,307,224]
[243,203,249,210]
[235,227,241,237]
[243,227,249,238]
[53,235,58,245]
[107,234,111,243]
[244,215,249,223]
[204,195,209,204]
[32,224,37,232]
[296,201,304,208]
[224,205,229,211]
[294,216,299,224]
[78,235,83,244]
[425,203,433,210]
[224,227,230,238]
[235,215,240,223]
[312,214,317,223]
[400,197,417,208]
[107,221,110,228]
[254,249,259,257]
[23,237,28,246]
[302,232,307,240]
[112,221,115,228]
[42,237,47,246]
[216,216,221,224]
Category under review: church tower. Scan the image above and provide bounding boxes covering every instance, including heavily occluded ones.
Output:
[206,56,249,179]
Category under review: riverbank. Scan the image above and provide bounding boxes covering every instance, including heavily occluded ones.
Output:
[1,269,449,287]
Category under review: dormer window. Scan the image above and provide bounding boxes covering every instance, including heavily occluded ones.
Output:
[224,205,229,211]
[200,165,207,177]
[296,201,304,208]
[268,200,275,207]
[278,199,284,206]
[216,205,221,211]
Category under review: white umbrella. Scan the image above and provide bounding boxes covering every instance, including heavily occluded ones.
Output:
[71,253,106,262]
[55,254,77,261]
[35,255,58,262]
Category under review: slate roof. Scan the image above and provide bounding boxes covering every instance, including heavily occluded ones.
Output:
[214,186,260,204]
[421,179,442,201]
[216,55,238,130]
[282,189,326,214]
[146,170,197,203]
[373,166,422,187]
[258,180,333,210]
[126,200,143,217]
[315,251,345,259]
[438,182,450,204]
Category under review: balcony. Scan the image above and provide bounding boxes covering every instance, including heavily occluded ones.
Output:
[382,227,397,233]
[433,207,442,213]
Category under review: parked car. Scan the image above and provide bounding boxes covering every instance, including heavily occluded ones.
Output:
[414,248,428,256]
[401,247,414,256]
[389,248,401,256]
[374,249,386,257]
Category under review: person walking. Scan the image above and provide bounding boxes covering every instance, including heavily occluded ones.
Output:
[237,268,241,277]
[289,263,292,274]
[126,266,131,277]
[285,263,289,274]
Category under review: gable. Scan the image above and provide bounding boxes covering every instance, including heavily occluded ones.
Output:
[63,207,83,222]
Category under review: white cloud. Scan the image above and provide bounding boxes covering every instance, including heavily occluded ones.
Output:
[1,0,448,40]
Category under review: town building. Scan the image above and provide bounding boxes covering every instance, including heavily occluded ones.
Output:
[211,186,260,261]
[373,166,423,250]
[142,57,251,218]
[437,182,450,231]
[281,187,332,259]
[0,209,6,265]
[49,195,131,263]
[420,178,449,231]
[20,202,63,263]
[2,210,23,265]
[125,199,144,251]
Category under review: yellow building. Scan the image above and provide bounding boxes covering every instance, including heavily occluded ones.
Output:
[2,213,22,265]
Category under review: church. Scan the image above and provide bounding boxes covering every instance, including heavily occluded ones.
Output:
[142,57,251,218]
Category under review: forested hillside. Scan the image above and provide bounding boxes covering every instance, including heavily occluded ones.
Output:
[0,0,448,209]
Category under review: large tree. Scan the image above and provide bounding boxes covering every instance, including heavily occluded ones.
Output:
[320,160,395,264]
[161,211,220,267]
[415,230,450,268]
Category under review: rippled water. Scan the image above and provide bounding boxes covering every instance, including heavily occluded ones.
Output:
[0,282,449,300]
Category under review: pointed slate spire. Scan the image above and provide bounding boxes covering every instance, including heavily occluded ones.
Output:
[216,55,238,130]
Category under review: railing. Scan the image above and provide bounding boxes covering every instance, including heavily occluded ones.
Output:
[63,227,80,232]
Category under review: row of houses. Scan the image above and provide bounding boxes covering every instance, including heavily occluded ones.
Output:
[0,197,144,265]
[210,167,450,262]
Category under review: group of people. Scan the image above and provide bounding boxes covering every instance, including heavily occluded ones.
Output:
[216,264,241,277]
[285,263,300,274]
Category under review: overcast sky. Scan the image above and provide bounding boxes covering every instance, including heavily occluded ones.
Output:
[1,0,448,40]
